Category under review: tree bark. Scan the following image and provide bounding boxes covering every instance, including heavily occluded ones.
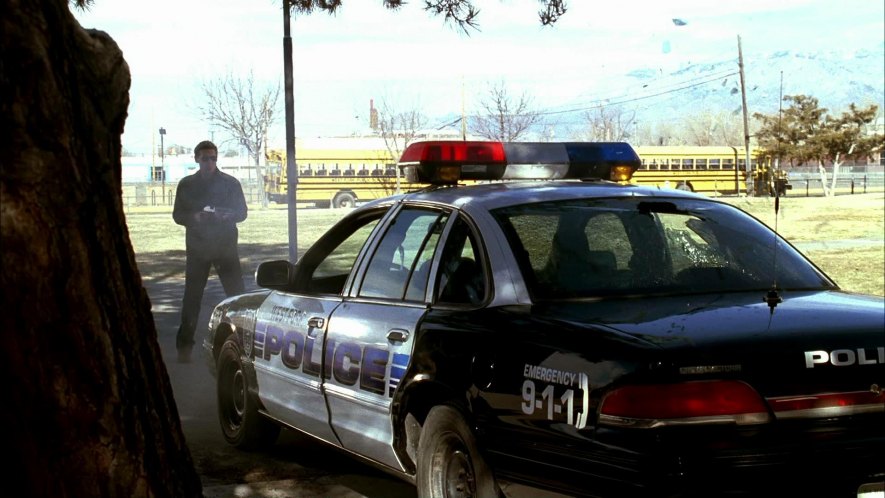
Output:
[1,1,202,496]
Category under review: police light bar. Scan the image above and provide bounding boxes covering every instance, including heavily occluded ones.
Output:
[398,141,641,184]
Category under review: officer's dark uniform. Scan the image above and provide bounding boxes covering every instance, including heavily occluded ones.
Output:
[172,168,247,360]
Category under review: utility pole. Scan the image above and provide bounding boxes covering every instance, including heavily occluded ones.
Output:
[738,35,754,196]
[283,0,298,263]
[159,127,166,204]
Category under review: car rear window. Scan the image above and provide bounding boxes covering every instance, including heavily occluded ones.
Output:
[492,197,834,300]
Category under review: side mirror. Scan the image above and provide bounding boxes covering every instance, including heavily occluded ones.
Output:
[255,260,296,290]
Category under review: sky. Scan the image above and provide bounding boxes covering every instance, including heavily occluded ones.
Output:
[73,0,885,155]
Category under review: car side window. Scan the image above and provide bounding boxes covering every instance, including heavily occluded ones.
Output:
[358,208,448,300]
[304,212,385,295]
[436,216,486,305]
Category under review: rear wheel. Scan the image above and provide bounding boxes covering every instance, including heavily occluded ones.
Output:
[333,191,357,209]
[417,405,499,498]
[216,338,280,450]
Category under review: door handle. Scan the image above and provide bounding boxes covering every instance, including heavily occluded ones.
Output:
[387,329,410,343]
[308,317,325,329]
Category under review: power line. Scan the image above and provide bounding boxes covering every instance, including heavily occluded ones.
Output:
[434,69,739,129]
[537,71,739,117]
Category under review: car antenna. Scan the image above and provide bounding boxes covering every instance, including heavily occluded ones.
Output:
[763,195,783,314]
[764,71,785,314]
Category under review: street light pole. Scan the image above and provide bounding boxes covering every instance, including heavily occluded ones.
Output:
[159,127,166,204]
[283,0,298,263]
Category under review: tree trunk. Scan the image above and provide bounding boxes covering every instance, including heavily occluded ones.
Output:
[817,161,831,197]
[830,159,842,196]
[254,152,268,208]
[1,1,202,496]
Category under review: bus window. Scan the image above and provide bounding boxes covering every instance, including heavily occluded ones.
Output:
[696,159,708,170]
[682,158,694,170]
[709,159,721,170]
[724,159,734,170]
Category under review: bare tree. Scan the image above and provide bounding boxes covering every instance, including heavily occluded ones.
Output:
[377,97,429,193]
[679,111,744,146]
[198,70,280,206]
[470,81,542,141]
[572,105,636,141]
[632,121,680,146]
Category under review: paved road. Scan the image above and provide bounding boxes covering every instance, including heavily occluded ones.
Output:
[145,274,417,498]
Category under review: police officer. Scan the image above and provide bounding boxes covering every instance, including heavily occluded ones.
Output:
[172,140,247,363]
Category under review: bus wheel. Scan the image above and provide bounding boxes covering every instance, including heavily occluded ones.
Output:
[333,192,357,209]
[676,182,693,192]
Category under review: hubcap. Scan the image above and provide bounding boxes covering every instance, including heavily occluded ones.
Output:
[232,369,246,419]
[437,435,476,498]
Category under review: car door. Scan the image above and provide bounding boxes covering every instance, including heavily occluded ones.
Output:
[252,207,389,444]
[323,205,451,470]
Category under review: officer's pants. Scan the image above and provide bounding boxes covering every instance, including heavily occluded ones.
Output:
[176,244,245,351]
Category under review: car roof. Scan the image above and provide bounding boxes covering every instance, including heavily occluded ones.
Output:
[384,180,709,212]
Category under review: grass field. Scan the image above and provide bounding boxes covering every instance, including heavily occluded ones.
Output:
[126,192,885,296]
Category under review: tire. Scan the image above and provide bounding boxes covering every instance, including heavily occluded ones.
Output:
[417,405,499,498]
[333,192,357,209]
[216,338,280,450]
[676,181,693,192]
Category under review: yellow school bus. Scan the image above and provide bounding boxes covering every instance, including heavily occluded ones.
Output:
[632,146,758,195]
[265,147,420,208]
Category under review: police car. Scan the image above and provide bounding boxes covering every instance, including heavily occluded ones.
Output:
[203,141,884,498]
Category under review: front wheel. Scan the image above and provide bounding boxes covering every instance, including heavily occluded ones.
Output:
[417,405,499,498]
[216,338,280,450]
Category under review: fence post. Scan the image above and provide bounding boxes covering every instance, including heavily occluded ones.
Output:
[864,175,867,194]
[805,180,809,197]
[150,190,156,206]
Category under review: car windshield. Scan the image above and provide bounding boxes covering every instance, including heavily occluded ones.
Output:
[493,197,835,300]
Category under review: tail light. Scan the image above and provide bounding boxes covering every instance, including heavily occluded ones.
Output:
[768,390,884,419]
[598,380,771,428]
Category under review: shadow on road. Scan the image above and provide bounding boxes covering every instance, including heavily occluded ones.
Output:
[139,245,416,498]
